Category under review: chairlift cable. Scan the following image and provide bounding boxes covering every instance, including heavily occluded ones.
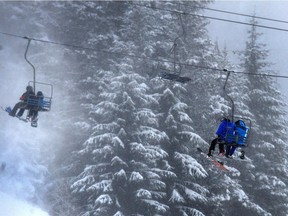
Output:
[171,2,288,25]
[131,3,288,33]
[1,31,288,80]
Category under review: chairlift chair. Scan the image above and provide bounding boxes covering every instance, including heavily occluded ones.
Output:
[158,63,191,84]
[225,116,252,148]
[24,37,53,112]
[26,81,53,112]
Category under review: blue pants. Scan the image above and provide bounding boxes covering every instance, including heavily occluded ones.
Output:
[225,144,236,156]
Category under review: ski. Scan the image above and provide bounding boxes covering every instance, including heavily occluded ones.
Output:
[18,117,29,123]
[2,106,29,123]
[197,147,229,172]
[1,106,10,113]
[213,151,247,161]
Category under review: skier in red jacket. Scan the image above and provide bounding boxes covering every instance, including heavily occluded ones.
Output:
[9,86,35,117]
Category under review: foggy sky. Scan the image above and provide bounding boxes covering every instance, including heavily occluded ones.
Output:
[0,2,287,215]
[206,1,288,98]
[0,17,58,216]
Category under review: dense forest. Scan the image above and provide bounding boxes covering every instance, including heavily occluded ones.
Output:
[0,1,288,216]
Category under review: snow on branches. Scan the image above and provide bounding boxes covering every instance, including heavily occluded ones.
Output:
[174,152,208,178]
[134,126,168,144]
[130,142,168,160]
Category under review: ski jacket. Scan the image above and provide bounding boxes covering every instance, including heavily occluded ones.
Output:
[36,91,44,108]
[234,120,248,145]
[216,119,235,143]
[19,91,35,102]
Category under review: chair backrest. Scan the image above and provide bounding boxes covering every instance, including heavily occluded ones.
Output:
[27,81,53,111]
[27,96,51,111]
[225,124,235,143]
[234,124,249,146]
[225,120,249,147]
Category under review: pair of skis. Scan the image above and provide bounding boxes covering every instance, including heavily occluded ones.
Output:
[197,147,247,172]
[1,106,38,127]
[197,147,229,172]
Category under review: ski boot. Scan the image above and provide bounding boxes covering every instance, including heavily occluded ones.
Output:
[5,107,12,113]
[240,151,245,160]
[207,150,214,157]
[31,117,38,127]
[219,151,225,157]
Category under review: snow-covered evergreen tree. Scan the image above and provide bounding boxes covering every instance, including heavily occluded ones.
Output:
[55,1,212,215]
[238,16,288,215]
[10,2,287,216]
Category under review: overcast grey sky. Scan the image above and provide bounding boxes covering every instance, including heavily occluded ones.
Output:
[206,1,288,97]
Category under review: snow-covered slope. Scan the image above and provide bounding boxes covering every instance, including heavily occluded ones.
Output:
[0,192,49,216]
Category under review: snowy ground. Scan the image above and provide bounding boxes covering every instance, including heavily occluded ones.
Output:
[0,108,52,216]
[0,192,49,216]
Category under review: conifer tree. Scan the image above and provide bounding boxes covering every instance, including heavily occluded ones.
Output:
[67,1,211,215]
[237,16,288,215]
[39,2,288,216]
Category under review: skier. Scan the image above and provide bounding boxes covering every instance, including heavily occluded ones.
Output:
[27,91,44,123]
[207,117,235,157]
[9,86,35,117]
[225,119,248,159]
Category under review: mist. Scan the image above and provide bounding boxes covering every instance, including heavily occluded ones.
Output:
[0,191,49,216]
[0,3,67,215]
[0,41,52,214]
[1,1,288,215]
[206,1,288,97]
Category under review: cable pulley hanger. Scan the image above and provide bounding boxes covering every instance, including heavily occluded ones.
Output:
[24,37,36,91]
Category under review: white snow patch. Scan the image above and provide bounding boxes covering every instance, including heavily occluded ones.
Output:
[95,194,113,205]
[169,189,185,203]
[0,192,49,216]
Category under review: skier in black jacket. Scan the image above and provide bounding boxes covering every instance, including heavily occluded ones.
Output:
[9,86,35,117]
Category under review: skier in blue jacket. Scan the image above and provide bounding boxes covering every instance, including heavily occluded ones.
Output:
[207,118,235,157]
[225,119,248,158]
